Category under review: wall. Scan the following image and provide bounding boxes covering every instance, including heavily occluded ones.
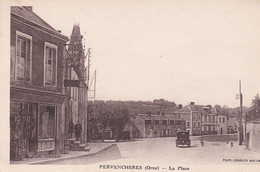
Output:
[246,122,260,152]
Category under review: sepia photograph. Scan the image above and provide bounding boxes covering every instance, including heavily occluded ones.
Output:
[1,0,260,171]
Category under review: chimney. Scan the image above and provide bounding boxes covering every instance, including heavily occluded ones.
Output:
[178,104,183,109]
[190,102,195,105]
[24,6,33,11]
[206,105,212,109]
[57,30,62,33]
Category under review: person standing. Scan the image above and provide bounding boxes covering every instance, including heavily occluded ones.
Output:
[74,121,82,141]
[68,119,74,139]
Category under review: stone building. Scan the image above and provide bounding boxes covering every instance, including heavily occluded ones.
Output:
[131,114,186,138]
[10,6,69,160]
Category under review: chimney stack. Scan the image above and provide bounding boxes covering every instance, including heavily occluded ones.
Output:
[190,102,195,105]
[178,104,183,109]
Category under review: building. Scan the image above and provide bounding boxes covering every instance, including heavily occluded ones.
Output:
[212,106,228,134]
[65,24,88,143]
[201,105,217,135]
[227,118,239,134]
[131,114,186,138]
[245,121,260,152]
[174,103,218,136]
[10,6,69,160]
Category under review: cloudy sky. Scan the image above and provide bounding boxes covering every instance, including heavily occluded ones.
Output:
[7,0,260,107]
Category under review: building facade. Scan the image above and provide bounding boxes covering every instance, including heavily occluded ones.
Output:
[10,6,69,160]
[201,106,217,135]
[174,103,218,136]
[67,24,88,143]
[131,114,186,138]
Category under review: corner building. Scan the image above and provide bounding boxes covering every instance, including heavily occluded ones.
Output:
[10,6,69,160]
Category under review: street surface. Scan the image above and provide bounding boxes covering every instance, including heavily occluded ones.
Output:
[98,136,260,165]
[51,136,260,165]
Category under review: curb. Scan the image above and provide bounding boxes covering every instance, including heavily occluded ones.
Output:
[28,144,120,165]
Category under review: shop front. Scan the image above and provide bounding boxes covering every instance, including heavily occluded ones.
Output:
[10,87,66,160]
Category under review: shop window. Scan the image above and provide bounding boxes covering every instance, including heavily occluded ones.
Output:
[38,106,55,139]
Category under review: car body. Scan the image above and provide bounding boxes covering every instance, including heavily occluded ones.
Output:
[176,131,191,147]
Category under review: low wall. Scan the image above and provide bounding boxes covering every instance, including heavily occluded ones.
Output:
[198,134,238,142]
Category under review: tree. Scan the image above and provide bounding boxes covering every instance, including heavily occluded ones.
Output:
[246,94,260,122]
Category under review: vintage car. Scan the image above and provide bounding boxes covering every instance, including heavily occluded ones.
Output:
[176,131,191,147]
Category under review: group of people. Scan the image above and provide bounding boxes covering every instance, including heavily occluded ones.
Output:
[68,119,82,141]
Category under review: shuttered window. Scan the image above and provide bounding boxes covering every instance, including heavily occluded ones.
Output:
[16,31,32,81]
[44,43,57,86]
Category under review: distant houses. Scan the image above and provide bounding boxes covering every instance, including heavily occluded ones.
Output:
[174,102,236,136]
[131,114,186,138]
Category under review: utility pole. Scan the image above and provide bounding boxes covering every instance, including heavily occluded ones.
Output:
[239,80,243,145]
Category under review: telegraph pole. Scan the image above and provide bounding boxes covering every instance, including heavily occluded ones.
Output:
[239,80,243,145]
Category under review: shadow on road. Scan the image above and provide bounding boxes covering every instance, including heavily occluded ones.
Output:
[176,145,198,149]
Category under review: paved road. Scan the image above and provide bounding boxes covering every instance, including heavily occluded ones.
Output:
[97,136,260,165]
[49,136,260,165]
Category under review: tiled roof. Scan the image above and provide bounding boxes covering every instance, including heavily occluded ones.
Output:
[11,6,68,41]
[175,105,191,113]
[175,104,209,114]
[135,114,183,120]
[11,6,56,31]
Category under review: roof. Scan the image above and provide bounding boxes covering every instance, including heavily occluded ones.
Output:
[135,114,184,121]
[175,104,209,115]
[11,6,68,41]
[69,24,83,52]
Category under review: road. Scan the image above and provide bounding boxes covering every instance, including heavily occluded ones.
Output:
[50,136,260,165]
[98,136,260,165]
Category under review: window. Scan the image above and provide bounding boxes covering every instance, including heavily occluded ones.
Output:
[219,117,221,123]
[145,120,151,125]
[162,120,167,125]
[187,121,190,127]
[44,42,57,86]
[223,118,225,124]
[176,120,182,125]
[170,120,174,125]
[16,31,32,81]
[38,106,55,139]
[198,122,201,127]
[205,116,207,122]
[154,120,159,125]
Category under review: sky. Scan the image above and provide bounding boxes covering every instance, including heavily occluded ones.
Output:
[6,0,260,107]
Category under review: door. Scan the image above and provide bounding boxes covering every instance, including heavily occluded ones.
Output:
[28,103,38,154]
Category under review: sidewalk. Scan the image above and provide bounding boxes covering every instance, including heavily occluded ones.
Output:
[10,142,113,165]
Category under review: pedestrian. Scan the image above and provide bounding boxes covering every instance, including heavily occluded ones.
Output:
[68,119,74,139]
[74,121,82,141]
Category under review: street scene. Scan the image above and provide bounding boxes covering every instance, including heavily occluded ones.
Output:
[4,0,260,172]
[32,136,260,165]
